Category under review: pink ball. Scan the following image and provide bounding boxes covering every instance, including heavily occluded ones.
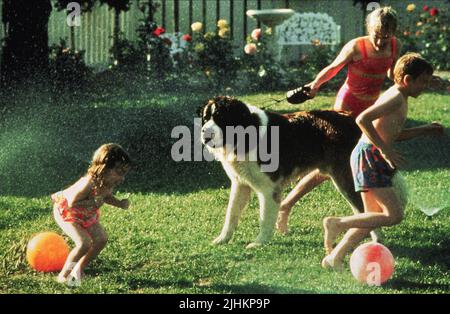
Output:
[350,242,395,286]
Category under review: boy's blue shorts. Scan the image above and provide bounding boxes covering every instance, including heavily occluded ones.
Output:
[350,140,396,193]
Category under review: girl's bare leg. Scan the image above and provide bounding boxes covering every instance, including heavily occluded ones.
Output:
[53,207,92,282]
[76,223,108,274]
[277,169,329,234]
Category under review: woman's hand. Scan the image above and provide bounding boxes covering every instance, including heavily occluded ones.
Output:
[304,81,319,98]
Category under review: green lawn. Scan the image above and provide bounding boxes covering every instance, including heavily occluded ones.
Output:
[0,87,448,294]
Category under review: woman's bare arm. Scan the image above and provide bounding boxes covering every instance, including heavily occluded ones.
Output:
[306,39,358,96]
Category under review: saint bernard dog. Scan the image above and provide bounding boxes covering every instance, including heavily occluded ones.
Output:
[199,96,371,248]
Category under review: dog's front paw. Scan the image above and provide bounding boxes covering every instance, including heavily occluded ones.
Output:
[212,235,231,245]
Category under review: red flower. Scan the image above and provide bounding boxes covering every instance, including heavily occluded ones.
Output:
[429,7,439,16]
[423,5,429,11]
[153,26,165,36]
[182,34,192,42]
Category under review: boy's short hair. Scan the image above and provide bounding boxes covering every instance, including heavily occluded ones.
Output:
[394,53,434,84]
[366,6,397,35]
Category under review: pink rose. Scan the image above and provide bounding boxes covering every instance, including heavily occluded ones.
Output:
[251,28,262,41]
[430,7,439,16]
[244,43,257,55]
[423,5,429,11]
[182,34,192,42]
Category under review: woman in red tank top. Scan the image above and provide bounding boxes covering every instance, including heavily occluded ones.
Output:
[336,35,398,117]
[307,7,401,118]
[277,7,402,234]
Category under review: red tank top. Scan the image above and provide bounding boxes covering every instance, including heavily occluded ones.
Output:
[346,37,397,97]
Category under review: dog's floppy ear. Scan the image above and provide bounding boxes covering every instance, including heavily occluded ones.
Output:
[196,100,209,117]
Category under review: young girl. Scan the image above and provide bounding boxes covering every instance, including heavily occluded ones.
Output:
[52,143,131,283]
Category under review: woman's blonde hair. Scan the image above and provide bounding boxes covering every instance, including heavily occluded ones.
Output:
[87,143,131,188]
[366,6,397,35]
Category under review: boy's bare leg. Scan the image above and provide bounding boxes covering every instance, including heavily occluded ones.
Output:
[277,169,329,234]
[322,187,404,268]
[53,207,92,282]
[76,223,108,274]
[322,228,371,269]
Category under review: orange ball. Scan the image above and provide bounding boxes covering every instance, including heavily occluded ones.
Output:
[26,232,69,272]
[350,242,395,286]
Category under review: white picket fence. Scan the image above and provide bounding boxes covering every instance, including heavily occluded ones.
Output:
[47,4,140,66]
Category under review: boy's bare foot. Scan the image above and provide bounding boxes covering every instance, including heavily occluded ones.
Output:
[321,255,343,271]
[323,217,342,254]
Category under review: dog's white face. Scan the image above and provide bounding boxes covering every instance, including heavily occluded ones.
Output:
[199,96,259,153]
[200,103,224,150]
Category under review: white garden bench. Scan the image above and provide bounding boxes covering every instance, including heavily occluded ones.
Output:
[160,32,188,56]
[276,12,341,47]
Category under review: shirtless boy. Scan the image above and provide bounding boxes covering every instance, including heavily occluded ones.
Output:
[321,53,444,269]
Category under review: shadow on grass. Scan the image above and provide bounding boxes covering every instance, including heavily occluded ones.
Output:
[0,203,50,230]
[387,278,450,292]
[396,119,449,171]
[387,257,450,292]
[0,88,447,198]
[206,283,312,294]
[123,277,312,293]
[0,94,229,198]
[391,243,450,270]
[388,223,450,271]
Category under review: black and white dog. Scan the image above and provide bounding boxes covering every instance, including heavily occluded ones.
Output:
[199,96,378,248]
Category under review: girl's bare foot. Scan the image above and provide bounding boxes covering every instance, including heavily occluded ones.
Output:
[56,273,67,284]
[323,217,342,254]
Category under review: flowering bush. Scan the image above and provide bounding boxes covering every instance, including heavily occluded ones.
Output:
[240,28,285,90]
[281,40,341,91]
[49,39,91,89]
[109,35,143,70]
[181,20,239,86]
[109,3,173,76]
[399,4,449,70]
[136,4,173,76]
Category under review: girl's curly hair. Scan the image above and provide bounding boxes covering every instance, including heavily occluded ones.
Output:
[87,143,131,189]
